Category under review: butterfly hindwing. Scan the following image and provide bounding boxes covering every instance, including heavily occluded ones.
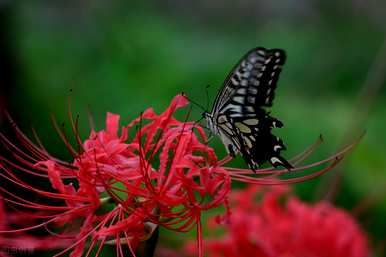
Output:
[216,114,241,157]
[229,113,292,171]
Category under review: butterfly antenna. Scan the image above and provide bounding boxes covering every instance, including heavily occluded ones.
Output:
[181,92,207,112]
[194,116,204,124]
[205,85,211,111]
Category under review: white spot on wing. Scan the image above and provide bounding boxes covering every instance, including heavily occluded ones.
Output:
[235,122,251,133]
[242,72,250,78]
[257,50,265,56]
[270,157,281,164]
[237,88,246,95]
[243,119,259,125]
[248,96,255,104]
[233,96,244,104]
[231,77,239,86]
[250,57,257,63]
[217,115,227,124]
[220,123,234,135]
[249,87,258,94]
[223,104,242,113]
[229,113,243,118]
[246,106,254,112]
[243,136,253,148]
[273,145,282,152]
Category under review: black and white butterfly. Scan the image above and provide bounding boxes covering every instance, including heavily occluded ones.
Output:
[203,47,292,171]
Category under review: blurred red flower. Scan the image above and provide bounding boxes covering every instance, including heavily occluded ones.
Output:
[0,200,71,256]
[193,185,369,257]
[0,95,357,257]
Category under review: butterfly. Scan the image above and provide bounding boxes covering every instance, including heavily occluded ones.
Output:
[203,47,293,171]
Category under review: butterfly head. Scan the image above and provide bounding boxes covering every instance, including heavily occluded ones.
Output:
[202,111,209,118]
[202,111,217,135]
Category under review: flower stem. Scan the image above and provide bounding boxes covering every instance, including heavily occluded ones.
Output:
[135,226,159,257]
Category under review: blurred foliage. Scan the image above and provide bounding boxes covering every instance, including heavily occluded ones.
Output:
[2,0,386,256]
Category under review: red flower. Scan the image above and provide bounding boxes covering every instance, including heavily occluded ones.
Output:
[195,185,369,257]
[0,95,359,257]
[0,200,71,256]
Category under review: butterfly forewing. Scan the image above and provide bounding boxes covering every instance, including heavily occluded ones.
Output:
[213,47,286,115]
[206,47,292,171]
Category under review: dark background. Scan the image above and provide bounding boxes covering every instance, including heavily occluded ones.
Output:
[1,1,385,256]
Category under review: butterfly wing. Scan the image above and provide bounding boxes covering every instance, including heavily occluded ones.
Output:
[230,114,292,170]
[214,47,292,170]
[212,47,285,115]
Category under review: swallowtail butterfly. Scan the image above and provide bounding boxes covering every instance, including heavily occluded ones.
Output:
[203,47,292,171]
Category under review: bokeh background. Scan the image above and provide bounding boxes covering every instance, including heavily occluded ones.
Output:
[1,1,385,256]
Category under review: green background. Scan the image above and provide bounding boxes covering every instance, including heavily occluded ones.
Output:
[1,1,385,256]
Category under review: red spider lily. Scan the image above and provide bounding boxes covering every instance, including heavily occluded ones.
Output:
[0,95,359,257]
[0,200,71,256]
[187,185,369,257]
